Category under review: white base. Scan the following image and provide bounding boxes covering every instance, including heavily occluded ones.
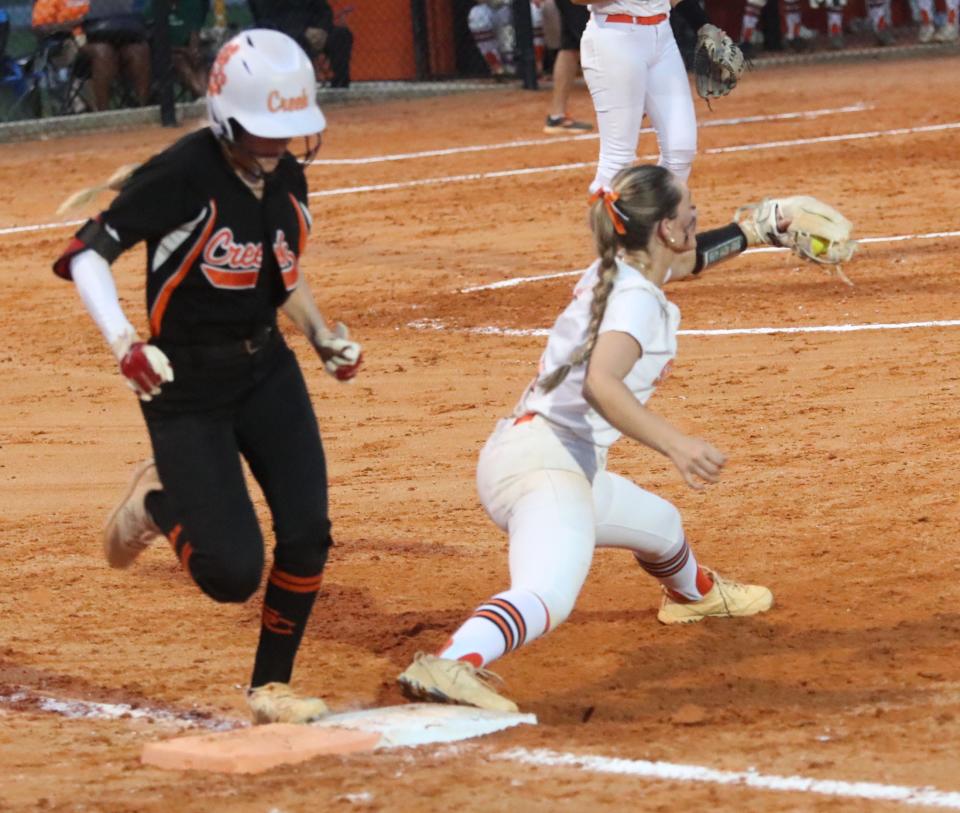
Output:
[312,703,537,749]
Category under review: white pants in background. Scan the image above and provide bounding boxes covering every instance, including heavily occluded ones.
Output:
[476,414,684,628]
[580,15,697,192]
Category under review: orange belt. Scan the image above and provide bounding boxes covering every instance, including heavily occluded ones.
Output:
[602,12,668,25]
[513,412,537,426]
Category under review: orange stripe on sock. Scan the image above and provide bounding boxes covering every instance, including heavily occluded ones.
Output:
[489,599,526,647]
[475,609,514,651]
[696,566,715,596]
[262,604,296,635]
[459,653,484,668]
[269,568,323,593]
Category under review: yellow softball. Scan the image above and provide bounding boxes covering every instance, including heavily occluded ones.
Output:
[810,236,828,257]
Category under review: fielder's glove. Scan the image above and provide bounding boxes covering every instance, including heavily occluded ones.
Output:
[694,24,745,100]
[736,196,857,264]
[111,333,174,401]
[312,322,363,381]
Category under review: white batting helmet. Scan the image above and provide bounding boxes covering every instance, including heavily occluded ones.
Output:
[207,29,326,142]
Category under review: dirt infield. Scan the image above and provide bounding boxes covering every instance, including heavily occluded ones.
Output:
[2,54,960,812]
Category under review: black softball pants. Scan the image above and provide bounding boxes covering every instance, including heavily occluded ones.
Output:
[142,336,332,686]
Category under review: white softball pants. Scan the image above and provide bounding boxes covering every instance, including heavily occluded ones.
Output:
[476,415,685,629]
[580,15,697,192]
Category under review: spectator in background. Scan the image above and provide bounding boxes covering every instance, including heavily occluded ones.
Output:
[30,0,90,104]
[468,0,545,77]
[81,0,151,109]
[249,0,353,88]
[145,0,209,98]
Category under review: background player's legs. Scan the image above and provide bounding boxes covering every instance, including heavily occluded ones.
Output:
[739,0,768,50]
[530,1,546,71]
[469,3,506,75]
[581,20,654,193]
[866,0,895,43]
[439,468,594,667]
[643,25,697,182]
[592,471,709,600]
[783,0,805,47]
[237,349,333,688]
[545,0,592,133]
[917,0,936,39]
[934,0,959,40]
[825,0,846,48]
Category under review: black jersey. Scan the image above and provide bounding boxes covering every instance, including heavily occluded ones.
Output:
[54,128,312,345]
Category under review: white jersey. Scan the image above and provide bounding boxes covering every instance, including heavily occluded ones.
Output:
[588,0,672,19]
[515,258,680,448]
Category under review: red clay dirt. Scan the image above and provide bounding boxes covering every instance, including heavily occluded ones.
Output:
[1,55,959,812]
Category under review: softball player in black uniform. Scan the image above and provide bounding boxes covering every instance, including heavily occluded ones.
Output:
[52,30,361,724]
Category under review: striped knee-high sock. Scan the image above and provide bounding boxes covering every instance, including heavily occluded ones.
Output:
[439,589,549,668]
[250,567,323,687]
[635,538,714,602]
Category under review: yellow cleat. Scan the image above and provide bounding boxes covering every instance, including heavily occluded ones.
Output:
[246,682,329,725]
[103,460,162,569]
[657,569,773,625]
[398,653,518,713]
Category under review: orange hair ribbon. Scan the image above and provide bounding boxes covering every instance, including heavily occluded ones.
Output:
[589,189,628,236]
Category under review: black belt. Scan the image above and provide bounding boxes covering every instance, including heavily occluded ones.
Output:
[157,325,278,364]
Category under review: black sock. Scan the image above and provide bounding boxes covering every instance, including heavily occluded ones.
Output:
[250,567,323,687]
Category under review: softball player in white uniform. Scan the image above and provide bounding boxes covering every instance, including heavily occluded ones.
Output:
[578,0,722,192]
[398,164,775,712]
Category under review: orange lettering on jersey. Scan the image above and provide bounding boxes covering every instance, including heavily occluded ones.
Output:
[267,89,309,113]
[201,227,263,290]
[208,42,240,96]
[273,230,299,291]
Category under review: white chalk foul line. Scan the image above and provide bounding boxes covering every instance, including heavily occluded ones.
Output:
[460,229,960,292]
[0,218,84,237]
[308,103,871,166]
[496,748,960,809]
[3,118,955,237]
[408,317,960,338]
[0,690,240,731]
[306,120,960,200]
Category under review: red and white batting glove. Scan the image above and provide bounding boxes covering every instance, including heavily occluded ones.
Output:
[112,334,174,401]
[312,322,363,382]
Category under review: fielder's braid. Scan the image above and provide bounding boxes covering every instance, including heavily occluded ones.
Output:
[539,165,682,394]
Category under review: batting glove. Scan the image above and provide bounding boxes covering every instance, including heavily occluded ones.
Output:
[112,334,174,401]
[312,322,363,382]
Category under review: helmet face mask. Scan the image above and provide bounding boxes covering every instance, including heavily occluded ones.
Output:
[207,29,326,148]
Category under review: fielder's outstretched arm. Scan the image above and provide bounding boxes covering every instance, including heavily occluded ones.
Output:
[668,206,795,283]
